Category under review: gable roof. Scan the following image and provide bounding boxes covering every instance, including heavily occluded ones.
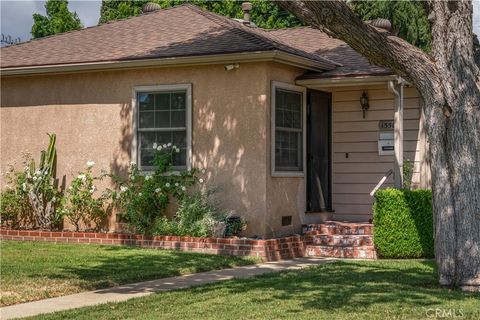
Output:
[0,4,390,78]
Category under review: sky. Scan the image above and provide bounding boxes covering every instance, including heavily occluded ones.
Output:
[1,0,480,43]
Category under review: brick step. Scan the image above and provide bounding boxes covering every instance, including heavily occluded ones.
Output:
[303,234,373,247]
[305,244,377,259]
[302,221,373,236]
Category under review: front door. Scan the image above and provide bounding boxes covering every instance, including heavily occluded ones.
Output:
[306,90,332,212]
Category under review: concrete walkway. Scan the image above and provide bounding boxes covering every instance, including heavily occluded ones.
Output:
[1,257,333,319]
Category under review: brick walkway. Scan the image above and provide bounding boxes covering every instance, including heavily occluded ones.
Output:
[0,258,333,320]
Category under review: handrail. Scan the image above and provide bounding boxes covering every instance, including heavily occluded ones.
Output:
[370,169,394,196]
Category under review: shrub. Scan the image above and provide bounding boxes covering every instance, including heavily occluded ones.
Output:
[153,190,242,238]
[109,143,199,235]
[62,161,110,231]
[373,188,433,258]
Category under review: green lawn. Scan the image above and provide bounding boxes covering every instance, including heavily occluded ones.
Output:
[28,260,480,320]
[0,240,257,306]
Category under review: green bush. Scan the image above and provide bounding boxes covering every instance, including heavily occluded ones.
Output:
[108,144,200,235]
[61,162,110,232]
[373,188,433,258]
[153,191,246,238]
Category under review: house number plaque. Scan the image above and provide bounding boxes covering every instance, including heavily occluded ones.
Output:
[379,120,394,131]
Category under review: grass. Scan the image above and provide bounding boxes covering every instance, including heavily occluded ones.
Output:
[0,240,257,306]
[27,260,480,320]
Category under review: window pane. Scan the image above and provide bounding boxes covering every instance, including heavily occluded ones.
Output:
[275,89,302,129]
[275,130,302,171]
[155,93,170,110]
[139,111,154,128]
[138,93,154,111]
[171,110,186,127]
[155,132,171,145]
[139,132,156,167]
[172,130,187,148]
[171,92,186,110]
[155,111,170,128]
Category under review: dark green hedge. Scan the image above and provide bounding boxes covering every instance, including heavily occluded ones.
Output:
[373,188,433,258]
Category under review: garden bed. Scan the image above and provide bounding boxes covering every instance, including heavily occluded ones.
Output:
[0,229,305,261]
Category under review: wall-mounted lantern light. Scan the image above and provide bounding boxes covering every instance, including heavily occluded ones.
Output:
[360,91,370,118]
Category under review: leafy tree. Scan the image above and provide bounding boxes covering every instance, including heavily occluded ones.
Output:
[99,0,302,29]
[350,0,431,52]
[277,0,480,292]
[31,0,83,39]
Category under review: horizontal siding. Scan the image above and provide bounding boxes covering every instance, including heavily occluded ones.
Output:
[330,85,424,221]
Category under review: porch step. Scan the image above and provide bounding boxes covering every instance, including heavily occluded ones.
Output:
[305,244,377,259]
[303,234,373,247]
[302,221,373,236]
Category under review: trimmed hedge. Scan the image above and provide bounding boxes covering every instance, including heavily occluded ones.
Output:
[373,188,433,258]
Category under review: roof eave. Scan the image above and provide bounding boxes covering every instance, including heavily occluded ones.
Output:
[296,74,397,88]
[0,50,331,76]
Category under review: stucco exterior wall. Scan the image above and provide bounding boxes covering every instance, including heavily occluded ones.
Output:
[1,62,269,236]
[0,61,430,237]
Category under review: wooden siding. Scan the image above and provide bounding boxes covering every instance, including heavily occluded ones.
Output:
[330,85,426,221]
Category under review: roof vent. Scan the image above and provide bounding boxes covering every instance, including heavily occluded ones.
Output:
[367,18,392,32]
[241,2,252,25]
[142,2,161,13]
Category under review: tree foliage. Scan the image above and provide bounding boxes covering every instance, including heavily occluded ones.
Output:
[99,0,302,29]
[31,0,83,39]
[350,0,431,52]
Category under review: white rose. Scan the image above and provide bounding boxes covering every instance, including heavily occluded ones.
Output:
[153,142,158,149]
[199,178,204,184]
[138,192,142,196]
[130,161,136,166]
[163,144,167,148]
[157,146,162,151]
[155,188,161,193]
[167,142,172,147]
[175,182,179,187]
[165,183,170,188]
[181,186,186,191]
[32,176,37,181]
[145,175,152,181]
[120,186,128,192]
[86,161,95,168]
[77,174,86,181]
[175,148,180,153]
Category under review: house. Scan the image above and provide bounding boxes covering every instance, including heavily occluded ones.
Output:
[0,4,430,238]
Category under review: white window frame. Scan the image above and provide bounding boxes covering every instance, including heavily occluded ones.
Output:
[271,81,307,177]
[131,83,192,173]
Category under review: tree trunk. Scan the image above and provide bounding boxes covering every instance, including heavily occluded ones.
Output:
[276,0,480,291]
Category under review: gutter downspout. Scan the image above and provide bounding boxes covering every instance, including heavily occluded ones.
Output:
[388,78,405,189]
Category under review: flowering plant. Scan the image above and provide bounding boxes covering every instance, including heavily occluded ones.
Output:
[108,143,203,235]
[62,161,109,231]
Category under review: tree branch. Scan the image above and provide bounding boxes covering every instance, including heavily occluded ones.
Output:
[275,1,440,96]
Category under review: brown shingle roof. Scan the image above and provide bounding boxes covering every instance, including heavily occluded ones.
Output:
[0,4,336,70]
[268,27,391,78]
[0,4,390,79]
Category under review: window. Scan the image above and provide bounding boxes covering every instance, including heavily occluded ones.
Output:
[132,84,192,171]
[271,81,305,176]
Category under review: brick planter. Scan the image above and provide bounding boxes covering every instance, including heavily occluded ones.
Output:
[0,229,305,261]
